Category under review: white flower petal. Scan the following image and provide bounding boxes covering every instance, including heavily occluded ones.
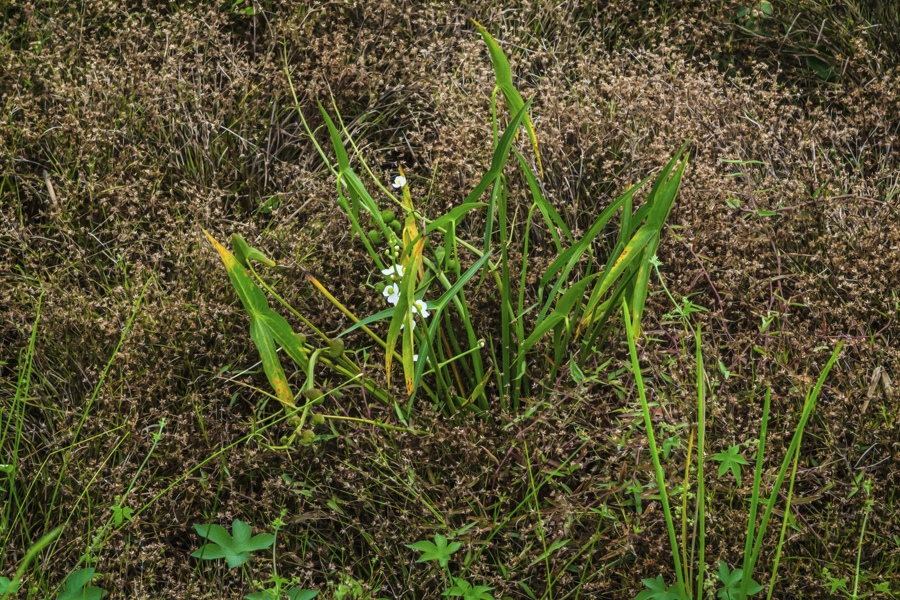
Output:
[380,264,404,278]
[412,299,430,319]
[382,284,399,298]
[387,294,400,305]
[392,175,407,188]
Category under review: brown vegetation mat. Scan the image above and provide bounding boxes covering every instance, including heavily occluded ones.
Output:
[2,1,899,598]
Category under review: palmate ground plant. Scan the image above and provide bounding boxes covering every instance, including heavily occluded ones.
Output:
[629,315,845,600]
[205,22,690,428]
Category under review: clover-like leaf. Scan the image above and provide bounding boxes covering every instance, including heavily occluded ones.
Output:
[191,519,275,569]
[713,444,750,485]
[634,576,681,600]
[716,561,764,599]
[444,577,496,600]
[55,569,108,600]
[0,577,13,595]
[406,533,461,568]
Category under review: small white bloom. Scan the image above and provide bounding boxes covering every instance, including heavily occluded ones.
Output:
[383,283,400,305]
[400,319,417,331]
[413,354,419,362]
[381,264,404,279]
[411,299,430,319]
[392,175,407,188]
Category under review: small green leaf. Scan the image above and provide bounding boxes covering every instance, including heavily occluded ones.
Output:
[287,590,319,600]
[406,533,461,568]
[806,55,835,80]
[191,520,274,569]
[715,562,764,599]
[634,576,681,600]
[56,569,108,600]
[823,575,849,595]
[713,445,751,485]
[444,578,496,600]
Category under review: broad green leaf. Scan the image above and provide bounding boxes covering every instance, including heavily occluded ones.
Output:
[385,256,419,394]
[536,174,653,324]
[287,590,319,600]
[317,100,349,172]
[426,203,488,235]
[191,519,275,569]
[580,226,658,329]
[204,230,295,408]
[232,234,275,268]
[472,20,542,175]
[523,272,599,354]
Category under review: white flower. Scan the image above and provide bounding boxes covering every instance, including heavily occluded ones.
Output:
[381,264,404,279]
[411,299,430,319]
[382,284,400,305]
[392,175,407,188]
[400,319,417,331]
[413,354,419,362]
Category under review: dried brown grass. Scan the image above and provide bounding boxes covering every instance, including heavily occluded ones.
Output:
[2,1,899,598]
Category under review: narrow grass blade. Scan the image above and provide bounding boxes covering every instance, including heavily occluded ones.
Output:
[514,148,571,250]
[739,388,771,599]
[472,20,542,175]
[463,97,534,205]
[536,176,652,325]
[696,324,707,600]
[766,446,799,600]
[623,301,687,600]
[742,341,844,600]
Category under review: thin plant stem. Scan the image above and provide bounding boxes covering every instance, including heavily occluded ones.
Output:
[623,301,687,600]
[696,323,707,600]
[740,388,771,599]
[853,484,873,600]
[766,445,800,600]
[682,427,695,596]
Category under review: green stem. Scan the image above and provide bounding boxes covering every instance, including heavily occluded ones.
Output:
[739,388,771,600]
[766,445,799,600]
[623,300,687,600]
[696,324,706,600]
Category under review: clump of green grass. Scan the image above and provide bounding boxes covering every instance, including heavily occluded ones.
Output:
[206,22,690,428]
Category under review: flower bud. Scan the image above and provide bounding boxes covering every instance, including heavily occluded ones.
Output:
[304,388,324,403]
[300,430,315,446]
[381,209,396,223]
[369,230,383,245]
[389,220,402,233]
[328,339,345,359]
[311,413,325,426]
